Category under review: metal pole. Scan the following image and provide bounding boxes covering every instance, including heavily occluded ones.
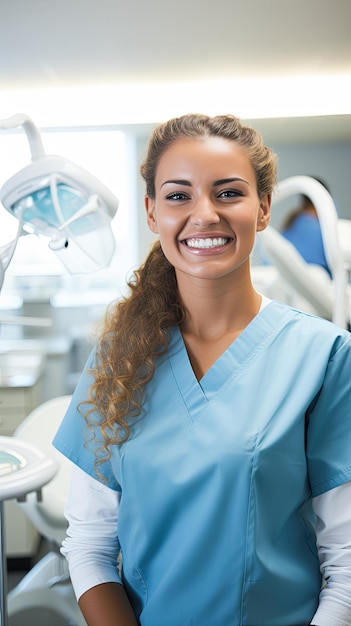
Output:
[0,501,8,626]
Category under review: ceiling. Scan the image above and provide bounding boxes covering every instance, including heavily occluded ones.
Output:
[0,0,350,141]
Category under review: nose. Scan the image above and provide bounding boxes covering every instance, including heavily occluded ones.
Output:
[190,196,220,227]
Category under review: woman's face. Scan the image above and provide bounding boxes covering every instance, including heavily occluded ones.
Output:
[145,136,270,283]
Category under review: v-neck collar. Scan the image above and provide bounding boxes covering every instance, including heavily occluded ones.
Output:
[167,301,286,416]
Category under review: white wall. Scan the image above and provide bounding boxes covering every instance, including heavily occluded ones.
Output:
[269,142,351,227]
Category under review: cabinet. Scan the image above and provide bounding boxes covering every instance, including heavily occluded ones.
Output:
[0,354,44,557]
[0,383,42,436]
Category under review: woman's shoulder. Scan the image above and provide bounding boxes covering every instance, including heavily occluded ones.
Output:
[267,300,350,346]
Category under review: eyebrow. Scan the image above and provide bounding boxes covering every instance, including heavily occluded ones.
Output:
[160,177,249,188]
[161,179,191,188]
[214,177,250,187]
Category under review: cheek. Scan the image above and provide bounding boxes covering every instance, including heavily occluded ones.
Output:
[231,211,261,248]
[235,210,259,232]
[157,211,185,236]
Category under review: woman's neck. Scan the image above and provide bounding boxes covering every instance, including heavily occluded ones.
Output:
[177,272,262,381]
[180,290,261,381]
[178,272,261,341]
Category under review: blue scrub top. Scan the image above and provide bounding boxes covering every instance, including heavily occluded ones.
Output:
[53,301,351,626]
[282,213,331,276]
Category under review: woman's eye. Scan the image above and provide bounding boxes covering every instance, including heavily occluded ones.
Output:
[166,192,189,201]
[218,189,243,199]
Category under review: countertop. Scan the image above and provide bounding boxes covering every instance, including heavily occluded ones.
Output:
[0,351,44,388]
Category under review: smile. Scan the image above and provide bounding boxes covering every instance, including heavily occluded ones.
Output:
[184,237,231,249]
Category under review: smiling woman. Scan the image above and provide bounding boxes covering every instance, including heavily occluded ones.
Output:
[52,113,351,626]
[144,136,270,291]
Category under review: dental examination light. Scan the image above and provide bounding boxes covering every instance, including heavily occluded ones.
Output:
[0,114,119,291]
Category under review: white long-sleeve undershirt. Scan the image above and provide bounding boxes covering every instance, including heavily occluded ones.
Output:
[61,465,351,625]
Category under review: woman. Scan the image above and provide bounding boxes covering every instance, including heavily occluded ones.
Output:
[53,114,351,626]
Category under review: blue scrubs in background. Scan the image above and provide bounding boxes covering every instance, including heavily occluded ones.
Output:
[282,213,331,276]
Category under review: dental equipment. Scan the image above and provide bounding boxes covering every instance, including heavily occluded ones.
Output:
[259,176,348,329]
[0,114,119,292]
[0,115,119,625]
[0,437,58,626]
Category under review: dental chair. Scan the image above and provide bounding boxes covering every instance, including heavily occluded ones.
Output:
[256,176,350,329]
[255,225,336,318]
[7,395,86,626]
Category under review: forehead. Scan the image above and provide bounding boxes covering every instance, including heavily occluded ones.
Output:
[155,136,255,183]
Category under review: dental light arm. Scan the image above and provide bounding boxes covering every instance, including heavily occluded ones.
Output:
[0,113,45,160]
[0,113,119,291]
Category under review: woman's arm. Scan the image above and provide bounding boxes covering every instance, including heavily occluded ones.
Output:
[79,582,138,626]
[61,465,138,625]
[310,481,351,626]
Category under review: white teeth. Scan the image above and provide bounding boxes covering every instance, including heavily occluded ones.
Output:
[185,237,229,249]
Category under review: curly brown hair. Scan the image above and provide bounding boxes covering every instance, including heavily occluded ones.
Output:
[83,113,277,465]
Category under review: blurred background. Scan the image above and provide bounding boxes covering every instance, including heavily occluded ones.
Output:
[0,0,350,597]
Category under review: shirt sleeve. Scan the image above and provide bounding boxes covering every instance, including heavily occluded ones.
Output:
[307,333,351,497]
[310,481,351,626]
[61,464,122,601]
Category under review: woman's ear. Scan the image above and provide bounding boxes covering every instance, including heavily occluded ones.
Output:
[256,194,271,232]
[145,196,159,233]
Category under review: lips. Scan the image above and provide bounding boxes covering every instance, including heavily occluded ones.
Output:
[183,237,231,249]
